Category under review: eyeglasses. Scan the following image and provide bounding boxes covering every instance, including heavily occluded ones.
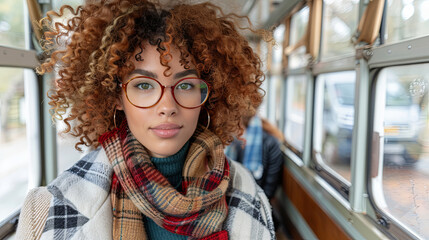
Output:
[120,76,210,109]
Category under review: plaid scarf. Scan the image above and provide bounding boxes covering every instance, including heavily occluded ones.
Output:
[99,122,230,240]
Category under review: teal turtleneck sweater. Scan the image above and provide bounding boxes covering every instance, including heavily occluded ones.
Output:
[144,142,189,240]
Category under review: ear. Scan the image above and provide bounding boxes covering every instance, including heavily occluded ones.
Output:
[116,95,124,110]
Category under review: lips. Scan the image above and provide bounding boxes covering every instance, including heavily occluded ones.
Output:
[150,123,182,138]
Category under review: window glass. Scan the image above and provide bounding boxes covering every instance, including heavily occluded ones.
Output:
[52,0,83,10]
[289,7,309,69]
[371,64,429,239]
[266,75,284,126]
[314,71,355,182]
[268,25,285,126]
[285,75,307,154]
[0,0,25,48]
[45,0,87,174]
[271,24,285,75]
[385,0,429,43]
[0,0,34,224]
[321,0,359,60]
[56,122,85,173]
[0,67,29,221]
[290,6,309,46]
[289,45,309,70]
[258,41,270,119]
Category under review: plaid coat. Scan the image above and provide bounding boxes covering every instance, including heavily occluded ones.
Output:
[16,148,275,240]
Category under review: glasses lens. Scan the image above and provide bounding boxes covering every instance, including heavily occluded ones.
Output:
[126,77,161,107]
[174,78,209,108]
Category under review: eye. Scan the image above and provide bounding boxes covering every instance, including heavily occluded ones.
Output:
[176,82,194,90]
[135,82,153,90]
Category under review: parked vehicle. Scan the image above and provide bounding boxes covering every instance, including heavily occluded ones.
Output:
[323,75,421,165]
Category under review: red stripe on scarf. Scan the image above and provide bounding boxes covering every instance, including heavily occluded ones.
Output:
[181,160,230,193]
[98,120,128,145]
[163,213,198,234]
[199,230,229,240]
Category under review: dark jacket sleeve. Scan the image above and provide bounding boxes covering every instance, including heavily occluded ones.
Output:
[257,131,283,199]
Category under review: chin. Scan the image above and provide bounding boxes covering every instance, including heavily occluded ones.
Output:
[149,147,182,158]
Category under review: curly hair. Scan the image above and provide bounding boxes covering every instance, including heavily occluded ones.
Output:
[39,0,265,150]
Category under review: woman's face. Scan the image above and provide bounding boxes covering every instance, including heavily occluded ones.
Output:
[118,44,201,158]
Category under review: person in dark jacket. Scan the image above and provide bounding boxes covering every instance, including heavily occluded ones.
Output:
[225,115,284,200]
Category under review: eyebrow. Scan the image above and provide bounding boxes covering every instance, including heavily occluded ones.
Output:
[129,69,199,80]
[173,69,199,79]
[130,69,157,79]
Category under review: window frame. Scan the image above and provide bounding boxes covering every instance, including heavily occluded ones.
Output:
[282,2,314,162]
[366,35,429,240]
[320,0,360,61]
[264,0,429,239]
[311,57,355,197]
[283,72,309,160]
[0,46,42,238]
[0,0,58,236]
[312,69,358,200]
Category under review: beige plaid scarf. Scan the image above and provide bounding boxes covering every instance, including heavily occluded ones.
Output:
[99,123,230,239]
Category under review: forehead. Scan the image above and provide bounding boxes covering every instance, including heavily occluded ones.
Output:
[131,42,196,72]
[126,43,197,79]
[132,44,162,63]
[131,43,184,66]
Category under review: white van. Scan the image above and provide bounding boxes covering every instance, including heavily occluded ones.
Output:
[322,72,421,165]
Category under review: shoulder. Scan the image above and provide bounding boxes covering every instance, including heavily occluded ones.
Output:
[227,160,260,196]
[17,148,114,240]
[224,161,276,240]
[50,147,112,193]
[262,130,280,149]
[16,187,52,240]
[262,131,282,160]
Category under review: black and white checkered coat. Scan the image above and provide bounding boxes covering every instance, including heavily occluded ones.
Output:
[16,148,275,240]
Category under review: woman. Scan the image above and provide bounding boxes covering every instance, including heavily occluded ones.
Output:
[16,0,274,239]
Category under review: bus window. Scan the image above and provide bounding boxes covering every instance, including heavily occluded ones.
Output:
[289,6,309,69]
[314,71,356,183]
[266,74,284,126]
[0,0,32,224]
[258,41,269,119]
[56,122,86,173]
[371,64,429,239]
[0,0,25,49]
[52,0,83,10]
[385,0,429,44]
[321,0,359,60]
[0,67,30,222]
[267,24,285,126]
[285,75,307,156]
[271,23,285,76]
[44,0,87,174]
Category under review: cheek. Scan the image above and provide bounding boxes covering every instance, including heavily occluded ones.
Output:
[183,109,201,141]
[122,98,149,126]
[189,109,201,125]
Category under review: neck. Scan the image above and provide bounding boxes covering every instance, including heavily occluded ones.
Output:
[150,142,189,189]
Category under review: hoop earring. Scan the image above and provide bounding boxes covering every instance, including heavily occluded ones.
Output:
[113,108,117,129]
[205,108,211,129]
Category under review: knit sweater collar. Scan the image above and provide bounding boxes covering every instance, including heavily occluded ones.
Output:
[150,141,189,189]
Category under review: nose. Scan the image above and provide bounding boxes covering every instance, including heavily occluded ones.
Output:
[156,87,178,117]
